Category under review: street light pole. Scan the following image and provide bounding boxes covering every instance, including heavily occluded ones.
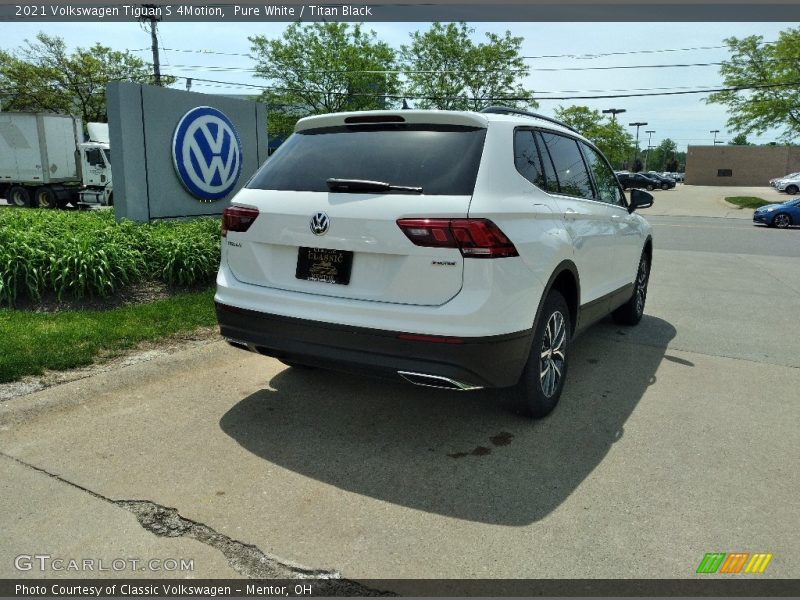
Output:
[644,130,655,170]
[602,108,626,122]
[710,129,720,144]
[629,121,648,170]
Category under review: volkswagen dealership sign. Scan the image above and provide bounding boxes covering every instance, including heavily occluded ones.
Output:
[107,83,268,222]
[172,106,243,202]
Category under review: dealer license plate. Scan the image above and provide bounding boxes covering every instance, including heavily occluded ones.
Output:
[295,247,353,285]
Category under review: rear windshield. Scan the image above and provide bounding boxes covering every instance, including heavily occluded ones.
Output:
[247,124,486,195]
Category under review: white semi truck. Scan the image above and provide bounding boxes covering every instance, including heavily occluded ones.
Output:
[0,112,113,208]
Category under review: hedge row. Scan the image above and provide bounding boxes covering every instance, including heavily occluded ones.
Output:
[0,209,221,306]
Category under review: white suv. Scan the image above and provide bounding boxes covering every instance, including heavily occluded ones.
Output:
[215,106,654,418]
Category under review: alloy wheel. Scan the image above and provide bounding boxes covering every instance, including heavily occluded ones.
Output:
[635,257,650,316]
[540,311,567,398]
[774,214,791,228]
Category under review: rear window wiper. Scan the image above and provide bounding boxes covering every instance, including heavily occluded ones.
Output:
[326,178,423,194]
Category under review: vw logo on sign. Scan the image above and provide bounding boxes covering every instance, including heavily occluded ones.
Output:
[310,212,330,236]
[172,106,243,201]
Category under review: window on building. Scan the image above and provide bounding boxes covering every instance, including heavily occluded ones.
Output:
[718,169,733,177]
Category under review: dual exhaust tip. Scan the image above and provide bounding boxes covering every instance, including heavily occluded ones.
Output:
[398,371,482,391]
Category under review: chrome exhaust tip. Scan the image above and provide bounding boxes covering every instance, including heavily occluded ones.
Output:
[225,338,252,351]
[398,371,482,391]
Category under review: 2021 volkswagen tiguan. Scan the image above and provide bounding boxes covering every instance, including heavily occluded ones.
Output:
[215,106,654,418]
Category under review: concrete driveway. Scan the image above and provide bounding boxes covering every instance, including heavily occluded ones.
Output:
[1,187,798,585]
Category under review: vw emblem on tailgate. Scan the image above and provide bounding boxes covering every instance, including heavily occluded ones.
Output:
[172,106,243,202]
[310,211,330,235]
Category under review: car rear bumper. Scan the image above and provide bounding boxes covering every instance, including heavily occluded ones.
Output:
[215,302,532,389]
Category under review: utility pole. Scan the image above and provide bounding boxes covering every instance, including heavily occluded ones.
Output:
[644,130,655,170]
[602,108,626,122]
[141,5,162,86]
[629,121,648,170]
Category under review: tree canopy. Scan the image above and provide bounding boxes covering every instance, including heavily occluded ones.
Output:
[706,29,800,142]
[552,105,634,168]
[250,22,399,138]
[728,133,751,145]
[645,138,680,172]
[401,22,535,111]
[0,33,162,124]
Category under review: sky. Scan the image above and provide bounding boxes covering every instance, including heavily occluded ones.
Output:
[1,20,795,152]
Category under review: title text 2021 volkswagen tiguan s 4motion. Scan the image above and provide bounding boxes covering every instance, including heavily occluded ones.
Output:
[215,106,654,418]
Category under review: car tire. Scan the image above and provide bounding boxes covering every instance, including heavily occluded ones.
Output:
[661,183,669,190]
[509,290,571,419]
[612,252,650,326]
[8,185,30,208]
[773,213,792,229]
[785,185,799,195]
[646,184,655,191]
[34,186,58,209]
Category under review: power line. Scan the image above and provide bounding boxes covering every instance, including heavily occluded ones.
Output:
[129,40,778,62]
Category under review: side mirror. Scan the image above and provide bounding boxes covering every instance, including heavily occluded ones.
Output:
[628,188,654,213]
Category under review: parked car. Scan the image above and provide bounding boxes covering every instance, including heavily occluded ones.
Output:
[646,172,677,190]
[663,171,684,183]
[214,106,654,419]
[770,172,800,187]
[616,171,662,191]
[753,198,800,228]
[775,176,800,195]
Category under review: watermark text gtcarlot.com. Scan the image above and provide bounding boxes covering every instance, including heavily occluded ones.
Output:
[15,554,194,573]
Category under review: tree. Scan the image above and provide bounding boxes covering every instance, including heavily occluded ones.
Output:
[0,33,163,124]
[729,133,751,145]
[552,105,634,168]
[646,138,679,172]
[706,29,800,142]
[250,23,399,139]
[401,22,536,111]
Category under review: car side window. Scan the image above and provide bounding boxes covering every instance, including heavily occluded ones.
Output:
[581,143,626,207]
[539,132,594,200]
[534,131,560,194]
[513,130,547,189]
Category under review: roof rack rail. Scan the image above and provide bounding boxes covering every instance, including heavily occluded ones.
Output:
[480,105,580,135]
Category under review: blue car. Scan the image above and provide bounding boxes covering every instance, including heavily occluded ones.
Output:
[753,198,800,228]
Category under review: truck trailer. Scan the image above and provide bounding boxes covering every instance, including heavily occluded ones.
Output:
[0,112,112,208]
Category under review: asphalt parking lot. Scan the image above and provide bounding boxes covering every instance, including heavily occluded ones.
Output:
[1,187,798,583]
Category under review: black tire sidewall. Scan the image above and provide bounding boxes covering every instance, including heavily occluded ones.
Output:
[35,187,57,209]
[9,186,30,207]
[514,290,571,418]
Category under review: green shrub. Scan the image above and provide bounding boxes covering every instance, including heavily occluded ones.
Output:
[0,209,220,306]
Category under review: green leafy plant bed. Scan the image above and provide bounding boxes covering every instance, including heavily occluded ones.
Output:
[0,288,218,383]
[725,196,772,210]
[0,208,221,307]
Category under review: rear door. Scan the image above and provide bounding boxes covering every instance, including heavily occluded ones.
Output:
[225,116,487,306]
[536,130,620,304]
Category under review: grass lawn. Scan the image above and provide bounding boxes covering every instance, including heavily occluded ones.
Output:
[0,288,217,384]
[725,196,773,210]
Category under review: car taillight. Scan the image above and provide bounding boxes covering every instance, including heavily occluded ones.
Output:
[222,206,259,237]
[396,218,518,258]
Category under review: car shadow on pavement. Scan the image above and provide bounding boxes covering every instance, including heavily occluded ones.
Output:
[220,315,676,525]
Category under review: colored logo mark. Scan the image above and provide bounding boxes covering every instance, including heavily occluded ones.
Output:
[172,106,243,201]
[696,552,773,574]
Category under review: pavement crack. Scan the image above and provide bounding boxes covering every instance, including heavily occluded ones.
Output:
[0,452,394,595]
[115,499,336,580]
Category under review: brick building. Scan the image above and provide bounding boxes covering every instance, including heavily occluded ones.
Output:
[685,145,800,186]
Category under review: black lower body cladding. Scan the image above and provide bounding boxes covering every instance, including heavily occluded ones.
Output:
[215,302,532,388]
